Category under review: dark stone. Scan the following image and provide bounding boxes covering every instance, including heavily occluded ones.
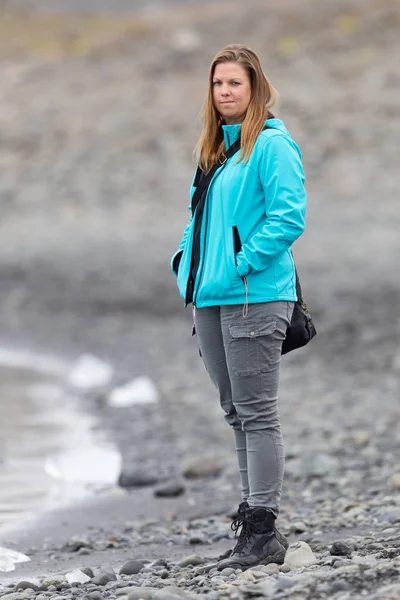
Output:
[91,572,117,586]
[152,559,168,568]
[14,581,40,592]
[330,540,354,557]
[62,539,93,553]
[160,570,169,579]
[118,469,158,488]
[154,482,185,498]
[81,568,95,579]
[87,593,104,600]
[119,560,145,575]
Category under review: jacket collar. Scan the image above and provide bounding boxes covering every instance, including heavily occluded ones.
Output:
[222,123,242,150]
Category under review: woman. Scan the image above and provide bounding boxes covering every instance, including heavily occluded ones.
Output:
[171,44,307,570]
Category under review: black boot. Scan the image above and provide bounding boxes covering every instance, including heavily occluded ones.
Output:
[218,502,288,562]
[217,506,286,571]
[217,501,248,561]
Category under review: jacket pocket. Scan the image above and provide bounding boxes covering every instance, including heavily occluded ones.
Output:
[232,225,242,266]
[228,319,276,377]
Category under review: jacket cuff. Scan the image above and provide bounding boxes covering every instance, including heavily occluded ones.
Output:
[237,260,250,278]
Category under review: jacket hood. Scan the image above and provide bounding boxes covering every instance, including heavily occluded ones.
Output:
[222,118,289,149]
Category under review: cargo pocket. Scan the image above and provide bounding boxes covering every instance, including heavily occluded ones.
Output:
[229,319,276,377]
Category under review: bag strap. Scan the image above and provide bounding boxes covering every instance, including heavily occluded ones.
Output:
[191,120,272,215]
[191,138,241,215]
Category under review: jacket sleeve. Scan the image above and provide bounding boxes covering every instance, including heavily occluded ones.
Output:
[236,134,307,278]
[170,206,192,276]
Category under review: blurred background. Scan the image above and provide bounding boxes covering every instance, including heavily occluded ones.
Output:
[0,0,399,538]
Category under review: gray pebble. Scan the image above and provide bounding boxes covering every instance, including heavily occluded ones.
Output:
[119,561,145,576]
[105,581,119,590]
[369,583,400,599]
[127,589,156,600]
[381,508,400,524]
[178,555,204,568]
[330,580,350,593]
[118,469,158,488]
[218,568,235,577]
[154,482,185,498]
[330,540,354,557]
[14,582,40,592]
[86,593,104,600]
[333,559,353,568]
[275,578,297,591]
[189,534,207,545]
[290,521,308,533]
[152,593,183,600]
[279,564,291,573]
[180,457,222,479]
[0,594,32,600]
[301,452,338,477]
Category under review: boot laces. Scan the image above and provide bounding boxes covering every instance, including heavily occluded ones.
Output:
[230,514,258,555]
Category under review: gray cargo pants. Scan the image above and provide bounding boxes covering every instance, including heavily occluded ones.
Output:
[194,301,294,516]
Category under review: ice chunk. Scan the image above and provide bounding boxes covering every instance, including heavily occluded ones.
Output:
[0,546,30,573]
[108,376,160,407]
[68,354,114,389]
[66,569,91,584]
[45,443,121,486]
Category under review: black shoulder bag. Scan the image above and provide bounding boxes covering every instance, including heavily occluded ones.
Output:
[281,264,316,355]
[190,131,316,356]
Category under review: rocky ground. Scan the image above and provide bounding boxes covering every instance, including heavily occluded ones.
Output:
[0,0,400,598]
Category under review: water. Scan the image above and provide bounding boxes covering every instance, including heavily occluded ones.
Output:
[0,348,121,537]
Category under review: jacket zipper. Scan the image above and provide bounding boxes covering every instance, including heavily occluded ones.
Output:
[193,193,210,306]
[232,225,249,318]
[189,131,235,307]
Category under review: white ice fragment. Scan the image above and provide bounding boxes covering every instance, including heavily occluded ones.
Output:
[107,376,160,407]
[65,569,91,584]
[0,546,30,572]
[44,443,121,485]
[68,354,114,389]
[0,556,14,572]
[284,541,317,568]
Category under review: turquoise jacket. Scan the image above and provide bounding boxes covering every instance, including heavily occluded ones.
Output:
[171,118,307,308]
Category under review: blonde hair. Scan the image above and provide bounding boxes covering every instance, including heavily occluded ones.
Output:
[195,44,277,172]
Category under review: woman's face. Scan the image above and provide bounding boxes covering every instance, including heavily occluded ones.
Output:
[212,62,252,125]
